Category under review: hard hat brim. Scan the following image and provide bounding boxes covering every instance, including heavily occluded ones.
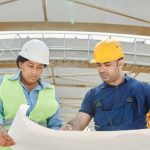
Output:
[89,59,96,64]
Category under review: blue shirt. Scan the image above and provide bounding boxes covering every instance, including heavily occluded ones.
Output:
[0,71,62,129]
[80,75,150,131]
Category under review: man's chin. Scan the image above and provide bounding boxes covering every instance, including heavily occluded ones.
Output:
[100,76,108,81]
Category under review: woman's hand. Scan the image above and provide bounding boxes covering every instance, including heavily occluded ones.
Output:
[0,126,15,147]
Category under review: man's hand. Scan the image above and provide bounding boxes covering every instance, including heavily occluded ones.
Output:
[60,123,73,131]
[60,113,92,131]
[0,126,15,147]
[146,111,150,128]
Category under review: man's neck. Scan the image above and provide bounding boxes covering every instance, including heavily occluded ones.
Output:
[107,73,125,86]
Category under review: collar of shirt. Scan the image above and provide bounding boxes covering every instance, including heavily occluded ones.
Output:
[99,74,131,89]
[8,70,53,90]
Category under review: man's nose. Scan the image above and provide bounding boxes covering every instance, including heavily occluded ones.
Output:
[99,66,105,72]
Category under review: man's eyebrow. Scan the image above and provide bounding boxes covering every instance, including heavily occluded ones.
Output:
[104,62,111,64]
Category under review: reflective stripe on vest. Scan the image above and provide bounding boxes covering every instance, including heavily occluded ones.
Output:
[3,118,47,127]
[3,118,13,126]
[0,75,58,128]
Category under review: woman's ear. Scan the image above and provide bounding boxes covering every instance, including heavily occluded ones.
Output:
[18,62,22,69]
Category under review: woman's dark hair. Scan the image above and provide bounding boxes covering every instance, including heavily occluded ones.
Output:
[16,55,47,68]
[16,55,28,68]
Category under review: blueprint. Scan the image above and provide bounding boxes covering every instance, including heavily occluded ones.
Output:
[8,104,150,150]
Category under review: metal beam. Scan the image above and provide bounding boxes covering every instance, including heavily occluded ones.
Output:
[0,0,18,5]
[42,0,48,21]
[0,22,150,36]
[50,63,56,85]
[69,0,150,24]
[0,60,150,73]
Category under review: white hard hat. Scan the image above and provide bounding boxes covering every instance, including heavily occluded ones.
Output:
[19,39,49,65]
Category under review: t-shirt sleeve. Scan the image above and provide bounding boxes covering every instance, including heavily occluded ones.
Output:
[79,89,94,117]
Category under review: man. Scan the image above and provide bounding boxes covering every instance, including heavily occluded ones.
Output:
[61,39,150,131]
[0,39,62,149]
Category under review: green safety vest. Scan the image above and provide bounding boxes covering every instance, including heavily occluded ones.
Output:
[0,75,58,150]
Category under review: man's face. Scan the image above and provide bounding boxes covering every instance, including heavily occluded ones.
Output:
[96,59,123,84]
[19,60,45,85]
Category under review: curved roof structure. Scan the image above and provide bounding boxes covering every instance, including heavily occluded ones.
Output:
[0,0,150,35]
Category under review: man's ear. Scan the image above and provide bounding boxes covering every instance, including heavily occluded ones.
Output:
[117,58,124,69]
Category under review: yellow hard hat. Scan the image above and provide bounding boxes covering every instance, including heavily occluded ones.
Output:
[91,39,124,63]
